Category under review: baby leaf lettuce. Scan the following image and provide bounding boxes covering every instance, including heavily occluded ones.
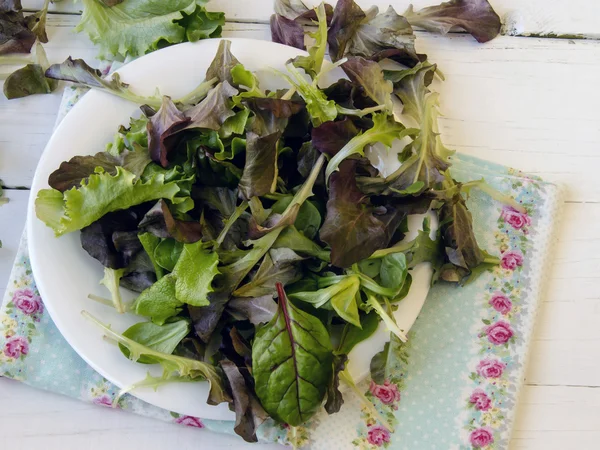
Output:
[252,283,333,426]
[270,13,305,50]
[206,39,240,85]
[76,0,224,61]
[328,0,366,61]
[120,318,190,364]
[403,0,501,43]
[291,2,328,78]
[132,274,183,325]
[172,241,219,307]
[341,57,394,112]
[0,0,36,55]
[320,161,390,267]
[83,311,230,405]
[147,96,190,167]
[35,167,186,236]
[226,295,278,325]
[238,131,281,200]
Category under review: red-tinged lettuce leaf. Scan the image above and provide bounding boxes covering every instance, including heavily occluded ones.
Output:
[385,61,437,123]
[24,2,50,43]
[342,57,393,111]
[219,359,269,443]
[188,291,229,343]
[270,14,305,50]
[80,203,151,269]
[245,97,305,136]
[438,191,497,283]
[274,0,333,23]
[324,353,347,414]
[47,149,151,193]
[138,199,203,244]
[403,0,501,43]
[226,295,278,325]
[0,2,35,55]
[3,62,56,99]
[183,81,238,131]
[328,0,366,61]
[290,3,329,79]
[147,96,190,167]
[320,160,388,267]
[206,39,240,85]
[311,118,359,157]
[347,6,422,67]
[238,131,281,200]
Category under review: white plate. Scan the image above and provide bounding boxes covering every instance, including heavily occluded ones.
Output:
[27,38,434,420]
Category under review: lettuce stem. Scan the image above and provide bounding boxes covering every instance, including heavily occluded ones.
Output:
[462,179,526,213]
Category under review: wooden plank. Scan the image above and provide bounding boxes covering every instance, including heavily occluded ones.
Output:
[2,18,599,201]
[22,0,600,38]
[0,378,281,449]
[0,190,29,301]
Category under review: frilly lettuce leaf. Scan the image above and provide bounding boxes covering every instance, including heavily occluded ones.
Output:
[76,0,224,61]
[403,0,501,43]
[35,167,187,236]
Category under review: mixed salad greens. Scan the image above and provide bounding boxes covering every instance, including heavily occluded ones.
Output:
[33,0,523,443]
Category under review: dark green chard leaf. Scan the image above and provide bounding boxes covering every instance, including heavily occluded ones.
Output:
[84,311,230,406]
[45,58,163,108]
[120,318,190,364]
[270,14,305,50]
[403,0,501,43]
[206,39,240,85]
[320,161,389,268]
[219,359,269,443]
[147,96,190,167]
[234,248,303,298]
[272,226,330,261]
[238,131,281,200]
[341,57,393,112]
[336,311,379,355]
[252,283,333,426]
[226,295,278,325]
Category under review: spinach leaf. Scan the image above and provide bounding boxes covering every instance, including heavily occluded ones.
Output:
[252,283,333,426]
[120,318,190,364]
[272,226,330,262]
[336,311,379,355]
[271,197,321,240]
[153,238,183,272]
[138,232,164,279]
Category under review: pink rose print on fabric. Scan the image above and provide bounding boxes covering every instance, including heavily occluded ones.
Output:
[485,320,514,345]
[476,359,506,379]
[369,380,401,406]
[489,292,512,315]
[12,288,43,316]
[501,250,523,270]
[93,395,114,408]
[501,206,531,230]
[3,336,29,358]
[469,389,492,411]
[367,425,391,446]
[470,427,494,448]
[175,415,205,428]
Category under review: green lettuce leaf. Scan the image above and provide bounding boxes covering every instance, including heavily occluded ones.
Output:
[132,274,183,324]
[120,318,190,364]
[291,2,328,78]
[35,167,186,236]
[76,0,224,61]
[171,240,219,307]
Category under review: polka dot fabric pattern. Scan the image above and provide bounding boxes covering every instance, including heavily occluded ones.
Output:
[0,91,564,449]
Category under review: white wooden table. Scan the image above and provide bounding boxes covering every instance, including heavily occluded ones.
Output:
[1,1,600,448]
